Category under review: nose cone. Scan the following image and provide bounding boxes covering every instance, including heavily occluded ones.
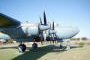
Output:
[56,26,80,39]
[69,27,80,38]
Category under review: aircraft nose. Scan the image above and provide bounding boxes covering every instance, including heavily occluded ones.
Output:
[55,26,80,39]
[70,27,80,37]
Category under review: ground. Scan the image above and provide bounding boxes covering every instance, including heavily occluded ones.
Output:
[0,41,90,60]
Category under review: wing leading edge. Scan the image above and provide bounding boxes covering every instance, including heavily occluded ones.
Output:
[0,13,21,28]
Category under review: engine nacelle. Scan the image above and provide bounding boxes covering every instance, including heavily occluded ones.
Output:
[39,25,50,31]
[21,23,39,36]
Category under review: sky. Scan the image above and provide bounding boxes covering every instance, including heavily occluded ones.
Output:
[0,0,90,38]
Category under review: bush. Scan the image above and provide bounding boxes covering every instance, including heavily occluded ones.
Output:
[78,42,84,47]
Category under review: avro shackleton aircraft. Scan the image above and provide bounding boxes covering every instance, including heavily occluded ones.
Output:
[0,12,79,49]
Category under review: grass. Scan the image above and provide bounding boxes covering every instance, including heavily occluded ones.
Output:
[0,48,19,60]
[0,43,90,60]
[12,45,63,60]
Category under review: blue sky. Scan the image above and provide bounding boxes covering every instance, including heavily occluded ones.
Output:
[0,0,90,38]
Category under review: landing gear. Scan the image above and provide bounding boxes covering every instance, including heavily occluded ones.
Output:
[59,41,66,50]
[59,39,71,50]
[59,44,63,49]
[59,42,64,50]
[59,43,65,50]
[65,39,70,50]
[18,42,26,53]
[32,42,38,49]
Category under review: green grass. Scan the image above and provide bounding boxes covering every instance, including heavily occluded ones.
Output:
[0,45,90,60]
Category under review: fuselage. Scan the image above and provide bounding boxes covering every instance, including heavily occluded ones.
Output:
[0,22,79,42]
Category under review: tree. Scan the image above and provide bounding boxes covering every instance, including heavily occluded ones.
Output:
[81,37,88,40]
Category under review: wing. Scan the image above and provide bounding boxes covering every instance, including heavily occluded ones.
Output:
[0,13,21,28]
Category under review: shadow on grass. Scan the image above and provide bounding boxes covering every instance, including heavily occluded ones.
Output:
[0,46,31,49]
[70,45,78,49]
[12,45,66,60]
[0,46,17,49]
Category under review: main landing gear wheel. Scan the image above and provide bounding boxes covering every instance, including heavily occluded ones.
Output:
[18,42,26,53]
[32,42,38,49]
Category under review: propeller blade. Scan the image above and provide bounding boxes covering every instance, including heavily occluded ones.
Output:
[40,17,42,25]
[43,11,47,25]
[52,21,54,30]
[50,23,51,29]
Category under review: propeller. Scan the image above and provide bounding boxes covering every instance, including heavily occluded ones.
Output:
[52,21,55,40]
[40,17,42,25]
[52,21,54,30]
[43,11,47,25]
[38,11,48,43]
[39,11,47,25]
[49,21,56,41]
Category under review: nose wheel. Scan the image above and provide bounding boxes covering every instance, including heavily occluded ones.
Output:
[66,39,70,50]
